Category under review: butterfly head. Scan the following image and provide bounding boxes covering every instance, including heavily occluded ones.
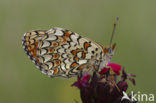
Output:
[103,43,116,56]
[103,16,118,57]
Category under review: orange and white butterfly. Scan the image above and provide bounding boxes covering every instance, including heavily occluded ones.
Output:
[22,27,116,78]
[22,17,119,78]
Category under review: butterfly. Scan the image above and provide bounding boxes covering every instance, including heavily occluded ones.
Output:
[22,17,119,78]
[22,27,117,78]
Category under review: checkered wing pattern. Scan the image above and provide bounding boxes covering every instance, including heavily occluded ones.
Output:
[22,27,105,78]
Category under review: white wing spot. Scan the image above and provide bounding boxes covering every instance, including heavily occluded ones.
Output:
[54,29,64,36]
[58,48,65,53]
[41,41,50,48]
[43,55,52,62]
[46,35,57,41]
[78,60,87,64]
[71,34,79,43]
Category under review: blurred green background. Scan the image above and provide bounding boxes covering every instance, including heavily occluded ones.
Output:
[0,0,156,103]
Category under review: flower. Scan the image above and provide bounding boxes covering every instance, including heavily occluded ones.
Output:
[99,63,121,75]
[72,63,136,103]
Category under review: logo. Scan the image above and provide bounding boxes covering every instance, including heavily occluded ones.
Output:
[122,91,130,101]
[122,91,155,102]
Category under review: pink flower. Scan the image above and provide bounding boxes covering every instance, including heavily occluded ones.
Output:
[99,63,121,75]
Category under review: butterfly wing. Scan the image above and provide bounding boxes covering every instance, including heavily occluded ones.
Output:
[22,27,104,78]
[22,30,47,64]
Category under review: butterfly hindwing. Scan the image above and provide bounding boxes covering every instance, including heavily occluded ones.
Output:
[22,27,104,78]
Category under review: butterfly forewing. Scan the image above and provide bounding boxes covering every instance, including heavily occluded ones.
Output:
[22,27,105,78]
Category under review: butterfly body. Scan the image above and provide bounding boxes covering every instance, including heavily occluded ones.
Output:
[22,27,115,78]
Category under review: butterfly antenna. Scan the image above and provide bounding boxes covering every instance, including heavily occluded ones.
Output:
[110,16,119,46]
